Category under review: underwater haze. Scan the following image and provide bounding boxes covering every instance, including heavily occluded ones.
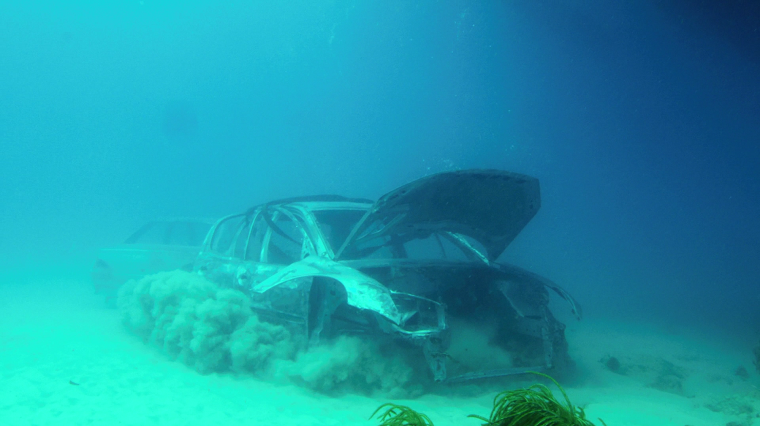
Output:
[3,0,757,329]
[1,1,760,424]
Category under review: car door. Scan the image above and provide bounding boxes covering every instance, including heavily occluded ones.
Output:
[196,211,279,290]
[247,208,316,328]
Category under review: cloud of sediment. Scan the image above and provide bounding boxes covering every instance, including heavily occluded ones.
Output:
[117,270,423,396]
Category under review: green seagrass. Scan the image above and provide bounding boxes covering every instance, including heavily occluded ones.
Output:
[370,403,435,426]
[370,372,606,426]
[468,372,606,426]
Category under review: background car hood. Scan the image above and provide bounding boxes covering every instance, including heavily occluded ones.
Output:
[339,169,541,261]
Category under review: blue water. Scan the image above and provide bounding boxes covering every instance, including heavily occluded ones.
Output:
[1,0,758,363]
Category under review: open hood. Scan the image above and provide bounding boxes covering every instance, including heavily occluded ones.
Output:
[338,169,541,261]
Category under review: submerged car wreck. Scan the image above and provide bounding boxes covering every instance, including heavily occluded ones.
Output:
[92,218,214,303]
[194,169,582,383]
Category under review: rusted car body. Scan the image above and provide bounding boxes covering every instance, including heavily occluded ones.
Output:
[194,170,581,382]
[92,218,214,302]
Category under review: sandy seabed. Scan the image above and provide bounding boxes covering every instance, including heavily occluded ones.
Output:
[1,268,758,426]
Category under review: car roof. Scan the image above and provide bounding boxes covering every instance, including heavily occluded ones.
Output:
[235,170,540,262]
[244,195,373,214]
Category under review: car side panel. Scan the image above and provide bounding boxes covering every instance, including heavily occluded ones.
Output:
[252,256,402,325]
